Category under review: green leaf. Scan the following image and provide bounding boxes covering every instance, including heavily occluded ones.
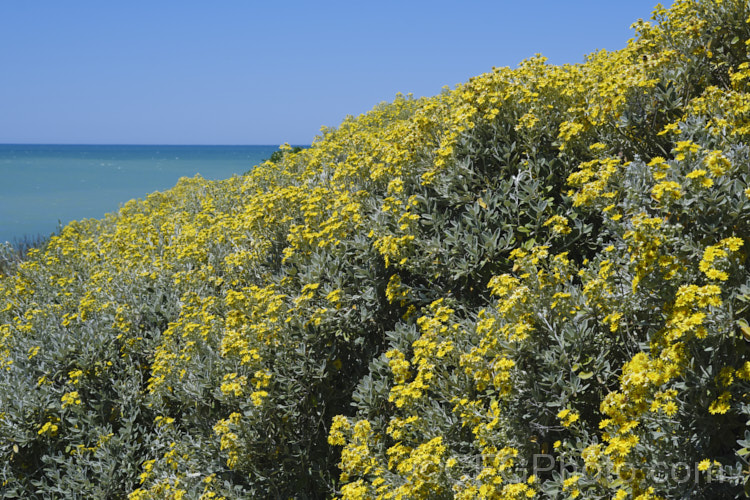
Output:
[739,319,750,341]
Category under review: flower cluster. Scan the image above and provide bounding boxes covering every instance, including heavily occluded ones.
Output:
[2,1,750,498]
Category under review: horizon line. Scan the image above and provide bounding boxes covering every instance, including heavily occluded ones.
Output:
[0,142,311,147]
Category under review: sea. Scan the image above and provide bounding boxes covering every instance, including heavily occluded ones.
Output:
[0,144,284,245]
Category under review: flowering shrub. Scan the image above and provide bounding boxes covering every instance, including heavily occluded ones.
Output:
[2,0,750,498]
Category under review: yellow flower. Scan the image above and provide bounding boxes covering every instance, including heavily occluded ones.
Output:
[543,215,572,235]
[657,122,681,136]
[220,373,246,397]
[325,288,342,305]
[704,268,728,281]
[557,408,580,427]
[155,416,175,427]
[68,369,84,385]
[686,169,714,188]
[704,150,731,176]
[328,415,351,446]
[651,181,682,201]
[724,237,743,252]
[250,390,269,407]
[663,400,678,416]
[38,421,59,437]
[61,391,81,408]
[647,156,667,167]
[563,474,581,492]
[709,392,732,414]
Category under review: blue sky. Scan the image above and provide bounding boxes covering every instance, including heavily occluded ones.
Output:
[1,1,672,145]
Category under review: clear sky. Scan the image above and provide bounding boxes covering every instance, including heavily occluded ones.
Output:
[1,1,672,145]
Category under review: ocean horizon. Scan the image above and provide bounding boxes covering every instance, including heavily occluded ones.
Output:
[1,144,295,245]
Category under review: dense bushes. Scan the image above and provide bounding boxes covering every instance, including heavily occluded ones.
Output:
[3,0,750,498]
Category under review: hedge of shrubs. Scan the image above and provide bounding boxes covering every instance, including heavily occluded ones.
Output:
[3,1,750,498]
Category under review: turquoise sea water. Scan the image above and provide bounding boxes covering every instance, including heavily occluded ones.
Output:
[0,144,282,244]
